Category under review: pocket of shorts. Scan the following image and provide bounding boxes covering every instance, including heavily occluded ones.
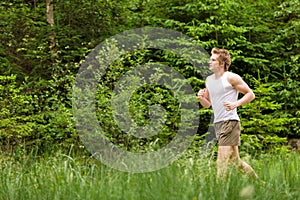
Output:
[220,121,233,135]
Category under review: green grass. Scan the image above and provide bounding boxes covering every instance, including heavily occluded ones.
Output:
[0,149,299,200]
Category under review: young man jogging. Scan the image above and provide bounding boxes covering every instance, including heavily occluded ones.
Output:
[198,48,258,179]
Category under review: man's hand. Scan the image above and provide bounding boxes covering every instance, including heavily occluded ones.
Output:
[198,88,211,108]
[224,101,238,111]
[197,88,207,100]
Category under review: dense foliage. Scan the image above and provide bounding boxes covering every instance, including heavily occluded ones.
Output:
[0,0,299,154]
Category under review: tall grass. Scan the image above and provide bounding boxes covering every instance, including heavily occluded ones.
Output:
[0,148,299,200]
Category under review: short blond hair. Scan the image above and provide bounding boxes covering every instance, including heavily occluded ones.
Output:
[211,48,231,71]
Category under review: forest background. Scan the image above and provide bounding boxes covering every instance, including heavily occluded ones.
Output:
[0,0,299,156]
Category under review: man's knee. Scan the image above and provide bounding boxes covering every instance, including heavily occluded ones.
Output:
[218,146,234,158]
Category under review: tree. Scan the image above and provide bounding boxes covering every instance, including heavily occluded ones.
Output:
[46,0,57,65]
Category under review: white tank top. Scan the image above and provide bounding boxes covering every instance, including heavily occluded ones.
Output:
[206,71,240,123]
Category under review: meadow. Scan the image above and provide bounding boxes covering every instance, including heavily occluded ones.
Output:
[0,147,299,200]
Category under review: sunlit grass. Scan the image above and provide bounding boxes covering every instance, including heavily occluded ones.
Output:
[0,148,299,200]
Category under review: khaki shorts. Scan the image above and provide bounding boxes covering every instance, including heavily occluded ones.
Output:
[214,120,241,146]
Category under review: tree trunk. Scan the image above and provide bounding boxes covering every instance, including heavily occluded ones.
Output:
[46,0,57,64]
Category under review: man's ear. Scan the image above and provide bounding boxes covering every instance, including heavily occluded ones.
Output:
[219,60,226,69]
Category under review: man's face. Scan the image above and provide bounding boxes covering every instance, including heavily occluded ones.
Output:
[209,54,221,72]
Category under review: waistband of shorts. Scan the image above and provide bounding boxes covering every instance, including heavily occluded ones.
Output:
[214,119,239,125]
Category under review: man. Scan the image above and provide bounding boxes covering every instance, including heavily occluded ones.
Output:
[198,48,258,179]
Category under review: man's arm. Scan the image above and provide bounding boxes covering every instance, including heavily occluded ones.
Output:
[198,88,211,108]
[224,73,255,110]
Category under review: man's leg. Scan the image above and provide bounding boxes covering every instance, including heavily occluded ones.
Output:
[217,145,258,179]
[217,146,233,179]
[231,146,258,179]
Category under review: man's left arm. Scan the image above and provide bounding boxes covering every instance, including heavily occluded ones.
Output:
[224,73,255,111]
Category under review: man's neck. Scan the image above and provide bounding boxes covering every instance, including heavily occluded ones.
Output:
[214,70,226,79]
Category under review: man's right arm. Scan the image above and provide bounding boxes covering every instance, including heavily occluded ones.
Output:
[197,88,211,108]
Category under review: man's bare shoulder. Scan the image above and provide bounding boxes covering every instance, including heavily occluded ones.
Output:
[227,72,243,85]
